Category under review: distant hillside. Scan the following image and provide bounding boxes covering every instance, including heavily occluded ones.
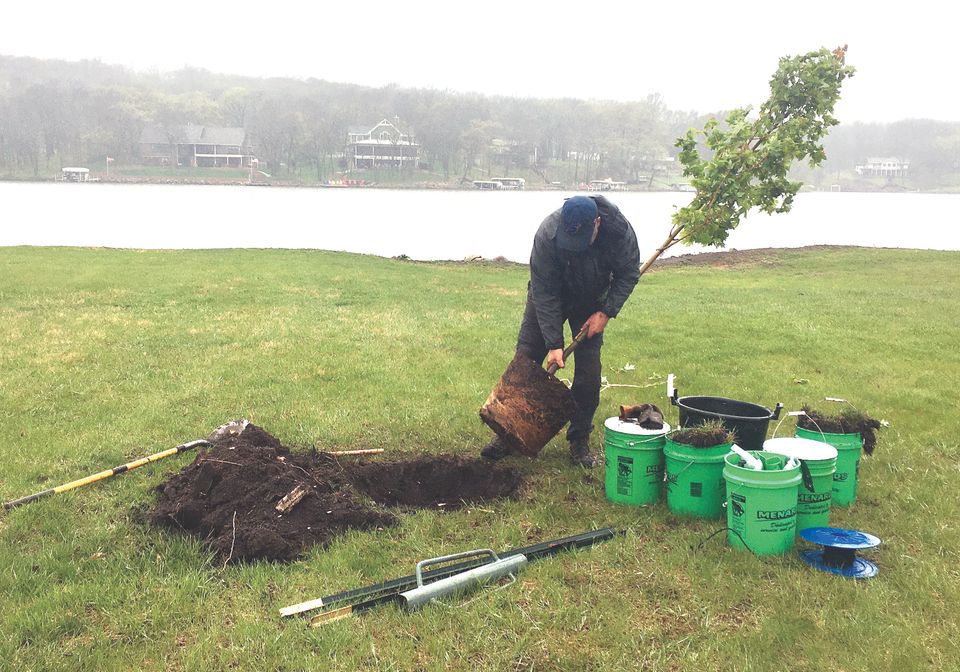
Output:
[1,55,957,191]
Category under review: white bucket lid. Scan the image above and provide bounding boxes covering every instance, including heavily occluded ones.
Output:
[763,437,838,461]
[604,417,671,436]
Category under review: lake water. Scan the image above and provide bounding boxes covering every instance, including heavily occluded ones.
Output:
[2,182,959,263]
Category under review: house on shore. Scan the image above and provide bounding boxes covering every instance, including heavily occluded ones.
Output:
[139,124,255,168]
[856,157,909,177]
[347,118,419,169]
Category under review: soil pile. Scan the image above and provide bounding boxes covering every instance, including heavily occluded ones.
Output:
[150,424,524,563]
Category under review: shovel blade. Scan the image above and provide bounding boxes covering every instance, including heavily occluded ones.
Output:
[479,352,577,456]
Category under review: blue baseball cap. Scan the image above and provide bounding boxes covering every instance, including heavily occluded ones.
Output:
[557,196,599,252]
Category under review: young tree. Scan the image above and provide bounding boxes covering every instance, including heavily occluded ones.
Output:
[639,46,855,275]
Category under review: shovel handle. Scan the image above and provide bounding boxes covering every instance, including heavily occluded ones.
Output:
[546,325,589,376]
[3,439,210,510]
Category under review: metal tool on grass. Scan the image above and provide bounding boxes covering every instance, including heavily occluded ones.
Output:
[400,549,527,612]
[280,528,618,624]
[479,325,588,456]
[3,439,211,510]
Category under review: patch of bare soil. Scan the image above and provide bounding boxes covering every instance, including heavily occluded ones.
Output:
[349,455,524,508]
[649,245,855,271]
[150,424,524,564]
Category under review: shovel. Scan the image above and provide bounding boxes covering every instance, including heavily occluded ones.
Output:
[479,325,588,456]
[3,439,211,510]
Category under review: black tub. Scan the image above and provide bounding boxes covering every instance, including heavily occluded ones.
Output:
[670,389,782,451]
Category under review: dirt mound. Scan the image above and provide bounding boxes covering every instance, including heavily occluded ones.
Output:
[150,425,524,564]
[650,245,856,271]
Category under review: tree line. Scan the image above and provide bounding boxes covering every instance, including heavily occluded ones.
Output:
[1,55,958,188]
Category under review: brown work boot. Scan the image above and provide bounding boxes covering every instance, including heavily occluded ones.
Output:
[480,437,513,461]
[569,438,596,468]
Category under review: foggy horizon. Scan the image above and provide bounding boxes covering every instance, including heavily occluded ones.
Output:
[2,0,958,125]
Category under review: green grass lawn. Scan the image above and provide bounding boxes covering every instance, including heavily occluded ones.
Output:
[109,166,250,180]
[1,246,958,671]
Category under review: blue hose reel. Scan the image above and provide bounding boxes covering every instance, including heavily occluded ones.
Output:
[799,527,881,579]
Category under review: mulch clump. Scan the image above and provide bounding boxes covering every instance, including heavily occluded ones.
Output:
[797,405,883,454]
[150,424,524,564]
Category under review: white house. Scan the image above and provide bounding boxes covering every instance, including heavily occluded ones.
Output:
[347,118,419,169]
[856,157,910,177]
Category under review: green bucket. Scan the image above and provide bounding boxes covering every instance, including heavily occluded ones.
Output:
[795,426,862,506]
[603,418,671,506]
[763,437,838,532]
[663,435,731,519]
[723,451,802,555]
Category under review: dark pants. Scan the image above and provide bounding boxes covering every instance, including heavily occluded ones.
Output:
[516,293,603,443]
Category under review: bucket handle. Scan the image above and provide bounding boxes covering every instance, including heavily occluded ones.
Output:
[669,459,700,480]
[773,410,828,443]
[624,434,666,447]
[662,428,733,479]
[545,325,589,376]
[663,439,713,479]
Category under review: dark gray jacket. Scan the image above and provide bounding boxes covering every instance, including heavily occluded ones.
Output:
[529,195,641,349]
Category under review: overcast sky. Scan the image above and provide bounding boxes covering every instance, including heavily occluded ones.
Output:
[3,0,956,123]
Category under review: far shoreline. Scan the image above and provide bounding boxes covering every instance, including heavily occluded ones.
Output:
[0,174,946,195]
